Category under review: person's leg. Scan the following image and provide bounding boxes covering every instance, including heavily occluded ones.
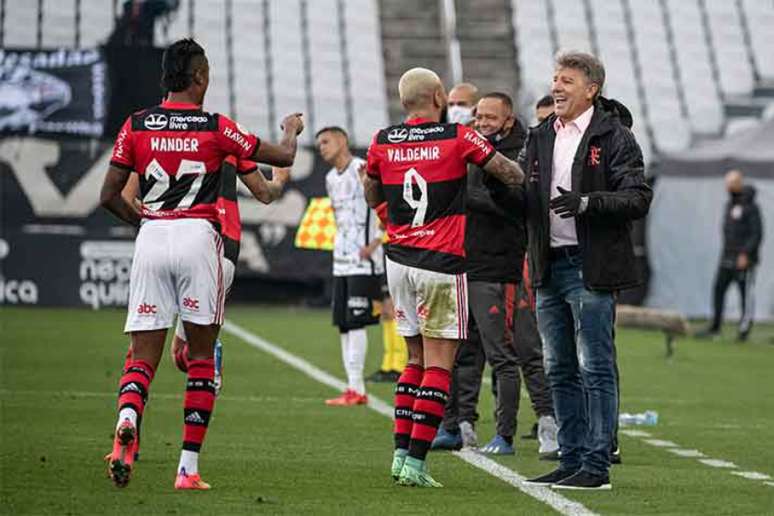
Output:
[327,276,355,403]
[454,318,485,448]
[737,266,756,340]
[347,327,368,395]
[565,276,617,478]
[535,269,584,474]
[709,267,734,332]
[468,281,519,452]
[399,268,467,487]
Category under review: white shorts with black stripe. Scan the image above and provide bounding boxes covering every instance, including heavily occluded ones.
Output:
[385,256,468,340]
[124,219,226,333]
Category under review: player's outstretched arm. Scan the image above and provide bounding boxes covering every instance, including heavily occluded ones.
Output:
[251,113,304,167]
[120,172,143,217]
[482,151,525,188]
[100,165,141,227]
[358,163,385,209]
[239,167,290,204]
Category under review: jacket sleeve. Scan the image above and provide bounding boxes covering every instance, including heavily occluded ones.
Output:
[743,203,763,254]
[585,127,653,221]
[467,166,507,217]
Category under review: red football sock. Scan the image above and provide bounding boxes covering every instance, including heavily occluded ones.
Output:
[116,359,155,425]
[394,363,424,451]
[182,358,216,453]
[408,366,451,461]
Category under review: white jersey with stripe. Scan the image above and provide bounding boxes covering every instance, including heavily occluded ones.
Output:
[325,157,384,277]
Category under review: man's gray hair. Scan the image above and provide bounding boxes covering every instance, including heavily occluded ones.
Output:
[555,51,605,97]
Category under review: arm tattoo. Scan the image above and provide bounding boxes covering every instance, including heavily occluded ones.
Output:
[483,152,525,187]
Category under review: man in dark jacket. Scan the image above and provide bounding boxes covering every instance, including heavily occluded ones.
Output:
[700,169,763,341]
[522,53,652,491]
[432,92,527,452]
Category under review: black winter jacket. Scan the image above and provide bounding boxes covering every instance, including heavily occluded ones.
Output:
[465,125,527,283]
[721,185,762,267]
[521,97,653,291]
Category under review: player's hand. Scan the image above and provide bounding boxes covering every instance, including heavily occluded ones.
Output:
[272,167,291,185]
[550,186,588,219]
[281,113,304,135]
[736,252,749,270]
[359,246,372,260]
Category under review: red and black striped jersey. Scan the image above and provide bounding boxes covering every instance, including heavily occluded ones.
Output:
[367,117,495,274]
[110,100,260,225]
[217,156,257,263]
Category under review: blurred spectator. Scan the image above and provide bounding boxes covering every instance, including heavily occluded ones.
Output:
[698,169,763,341]
[108,0,180,47]
[535,94,555,123]
[446,82,478,125]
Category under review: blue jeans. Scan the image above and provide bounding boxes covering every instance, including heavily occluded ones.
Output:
[536,254,617,475]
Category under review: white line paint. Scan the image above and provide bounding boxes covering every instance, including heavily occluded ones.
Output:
[731,471,771,481]
[667,449,706,458]
[620,429,652,438]
[698,459,738,469]
[643,439,678,448]
[222,320,597,516]
[765,482,774,488]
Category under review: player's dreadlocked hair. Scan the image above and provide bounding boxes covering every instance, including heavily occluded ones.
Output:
[161,38,206,93]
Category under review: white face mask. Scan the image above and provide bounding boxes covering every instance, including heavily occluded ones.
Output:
[447,105,474,125]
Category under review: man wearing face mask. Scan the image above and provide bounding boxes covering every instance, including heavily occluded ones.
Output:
[447,82,479,126]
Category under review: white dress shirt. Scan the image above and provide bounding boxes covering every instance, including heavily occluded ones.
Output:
[550,105,594,247]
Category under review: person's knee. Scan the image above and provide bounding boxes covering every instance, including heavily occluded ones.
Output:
[184,322,219,360]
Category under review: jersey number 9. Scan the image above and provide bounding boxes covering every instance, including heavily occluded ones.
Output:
[402,167,428,228]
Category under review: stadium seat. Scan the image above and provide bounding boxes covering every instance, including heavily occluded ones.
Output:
[79,0,115,47]
[703,0,755,97]
[4,1,39,47]
[740,0,774,80]
[552,0,593,53]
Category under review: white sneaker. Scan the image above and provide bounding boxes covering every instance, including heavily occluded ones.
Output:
[538,415,559,457]
[458,421,478,448]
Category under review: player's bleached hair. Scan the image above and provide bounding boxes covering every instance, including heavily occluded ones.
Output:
[398,67,443,110]
[555,51,605,99]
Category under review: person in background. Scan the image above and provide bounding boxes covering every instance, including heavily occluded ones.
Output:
[447,82,479,126]
[698,169,763,341]
[317,126,384,406]
[535,94,555,123]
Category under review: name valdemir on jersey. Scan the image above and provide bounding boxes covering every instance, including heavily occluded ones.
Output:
[387,145,441,162]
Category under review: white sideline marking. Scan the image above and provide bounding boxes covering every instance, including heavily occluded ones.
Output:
[667,449,706,458]
[643,439,678,448]
[698,459,738,469]
[765,482,774,487]
[731,471,771,481]
[620,429,652,438]
[222,320,597,516]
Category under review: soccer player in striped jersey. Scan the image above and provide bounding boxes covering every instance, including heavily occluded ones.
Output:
[99,38,302,490]
[362,68,525,487]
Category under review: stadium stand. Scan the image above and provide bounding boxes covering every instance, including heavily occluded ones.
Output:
[509,0,774,160]
[2,0,773,154]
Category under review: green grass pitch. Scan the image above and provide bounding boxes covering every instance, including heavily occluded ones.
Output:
[1,306,773,514]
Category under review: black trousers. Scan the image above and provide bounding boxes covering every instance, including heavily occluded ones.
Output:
[710,265,756,335]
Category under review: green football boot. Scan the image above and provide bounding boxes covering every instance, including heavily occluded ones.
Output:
[397,457,443,488]
[391,449,407,481]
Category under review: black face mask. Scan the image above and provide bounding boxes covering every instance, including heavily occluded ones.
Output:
[486,122,510,144]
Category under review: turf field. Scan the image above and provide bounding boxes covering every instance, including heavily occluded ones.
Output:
[1,306,773,515]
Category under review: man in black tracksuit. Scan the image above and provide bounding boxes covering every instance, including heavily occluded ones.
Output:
[700,170,763,341]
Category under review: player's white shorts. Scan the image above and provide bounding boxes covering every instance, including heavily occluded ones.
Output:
[174,258,235,340]
[124,219,226,333]
[385,256,468,340]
